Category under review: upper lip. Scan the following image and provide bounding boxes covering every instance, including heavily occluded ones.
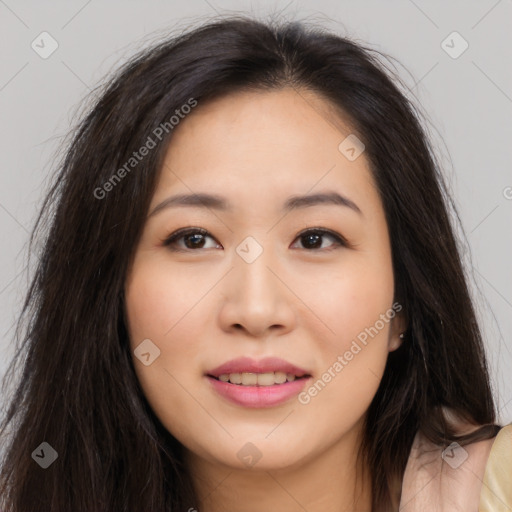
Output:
[207,357,311,378]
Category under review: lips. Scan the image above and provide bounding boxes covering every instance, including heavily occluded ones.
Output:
[205,356,312,408]
[207,356,311,379]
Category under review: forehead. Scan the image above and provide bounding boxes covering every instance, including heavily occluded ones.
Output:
[153,87,378,214]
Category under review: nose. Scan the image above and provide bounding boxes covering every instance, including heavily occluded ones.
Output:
[217,247,297,338]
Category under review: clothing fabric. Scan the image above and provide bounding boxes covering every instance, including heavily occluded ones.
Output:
[399,423,512,511]
[479,423,512,511]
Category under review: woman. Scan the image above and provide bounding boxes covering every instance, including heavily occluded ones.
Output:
[0,15,510,512]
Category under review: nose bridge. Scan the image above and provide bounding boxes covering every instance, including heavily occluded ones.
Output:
[218,233,295,336]
[233,234,279,303]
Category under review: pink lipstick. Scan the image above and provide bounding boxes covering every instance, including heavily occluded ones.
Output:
[206,357,312,408]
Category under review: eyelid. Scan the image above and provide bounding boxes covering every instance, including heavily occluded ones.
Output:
[162,227,216,249]
[162,226,348,251]
[293,227,348,248]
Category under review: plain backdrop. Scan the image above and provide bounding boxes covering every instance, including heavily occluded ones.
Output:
[0,0,511,426]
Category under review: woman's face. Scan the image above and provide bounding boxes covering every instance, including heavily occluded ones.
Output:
[124,87,404,471]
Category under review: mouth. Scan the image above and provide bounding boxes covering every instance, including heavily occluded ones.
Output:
[205,357,312,408]
[207,371,311,386]
[205,372,312,408]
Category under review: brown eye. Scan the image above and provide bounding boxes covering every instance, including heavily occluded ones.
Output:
[292,228,346,251]
[163,228,220,251]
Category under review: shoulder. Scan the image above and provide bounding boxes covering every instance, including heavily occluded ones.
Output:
[400,420,508,511]
[479,422,512,511]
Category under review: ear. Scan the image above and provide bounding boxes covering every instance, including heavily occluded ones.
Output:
[389,308,407,352]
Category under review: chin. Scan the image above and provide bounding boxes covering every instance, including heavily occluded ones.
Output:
[212,439,313,472]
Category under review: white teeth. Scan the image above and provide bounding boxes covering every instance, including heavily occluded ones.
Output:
[257,372,276,386]
[274,371,287,384]
[229,373,242,385]
[241,373,258,386]
[215,371,305,386]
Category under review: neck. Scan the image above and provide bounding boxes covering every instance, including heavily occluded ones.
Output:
[184,422,372,512]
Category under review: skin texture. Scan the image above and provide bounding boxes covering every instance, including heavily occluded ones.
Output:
[124,87,406,511]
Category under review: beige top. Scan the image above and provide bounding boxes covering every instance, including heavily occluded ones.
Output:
[399,422,512,511]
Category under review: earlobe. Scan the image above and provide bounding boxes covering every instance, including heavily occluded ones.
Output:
[389,332,405,352]
[389,330,407,352]
[389,307,408,351]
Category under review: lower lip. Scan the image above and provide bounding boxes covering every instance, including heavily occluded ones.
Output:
[206,375,311,408]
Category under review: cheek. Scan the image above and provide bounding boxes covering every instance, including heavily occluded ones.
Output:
[124,261,205,442]
[293,274,394,444]
[294,255,395,403]
[294,254,394,346]
[125,255,203,345]
[126,253,235,355]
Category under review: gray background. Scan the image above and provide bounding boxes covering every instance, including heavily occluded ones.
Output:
[1,0,511,424]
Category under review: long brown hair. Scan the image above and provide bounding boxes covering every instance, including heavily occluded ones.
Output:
[0,15,501,511]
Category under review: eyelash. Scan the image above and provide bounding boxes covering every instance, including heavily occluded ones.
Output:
[162,227,348,252]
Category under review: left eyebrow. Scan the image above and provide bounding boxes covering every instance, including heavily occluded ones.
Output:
[148,191,363,218]
[282,191,362,216]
